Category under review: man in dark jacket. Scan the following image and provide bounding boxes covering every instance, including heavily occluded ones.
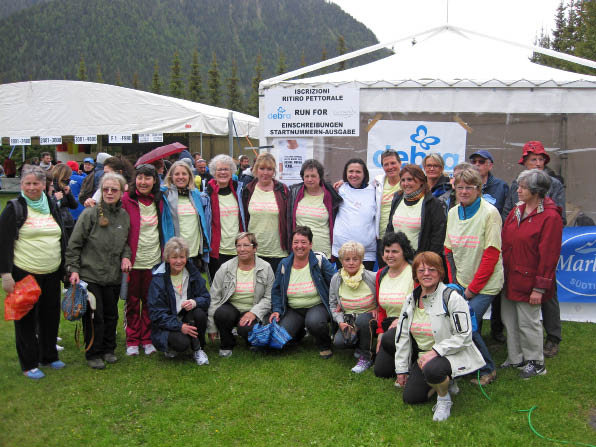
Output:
[469,150,509,215]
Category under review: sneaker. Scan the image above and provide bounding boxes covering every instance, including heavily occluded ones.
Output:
[448,379,460,395]
[432,397,453,422]
[102,353,117,364]
[87,358,106,370]
[193,349,209,366]
[543,340,559,358]
[351,358,372,374]
[24,368,45,380]
[56,336,63,342]
[219,349,233,358]
[164,351,177,359]
[56,344,65,352]
[520,361,546,379]
[319,349,333,359]
[143,344,157,355]
[470,370,497,386]
[126,346,140,356]
[500,360,527,369]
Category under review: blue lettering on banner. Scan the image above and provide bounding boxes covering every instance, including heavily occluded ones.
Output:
[267,106,292,120]
[371,124,460,170]
[557,227,596,302]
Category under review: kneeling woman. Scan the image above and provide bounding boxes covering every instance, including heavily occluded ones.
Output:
[329,241,377,373]
[270,226,336,358]
[208,232,275,357]
[147,237,211,365]
[395,251,484,422]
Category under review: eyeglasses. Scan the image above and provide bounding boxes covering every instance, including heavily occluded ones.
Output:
[102,187,120,193]
[424,164,442,170]
[235,243,254,249]
[216,168,231,172]
[455,186,477,192]
[470,158,488,165]
[417,267,438,274]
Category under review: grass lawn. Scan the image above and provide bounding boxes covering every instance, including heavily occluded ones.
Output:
[0,293,595,446]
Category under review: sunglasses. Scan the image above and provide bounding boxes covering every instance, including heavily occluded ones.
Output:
[470,158,489,165]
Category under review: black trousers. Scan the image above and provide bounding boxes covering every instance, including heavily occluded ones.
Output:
[214,302,256,350]
[333,312,376,360]
[167,308,207,352]
[279,304,331,350]
[260,256,283,275]
[84,283,120,360]
[208,253,235,285]
[12,266,61,371]
[403,355,452,405]
[374,326,397,378]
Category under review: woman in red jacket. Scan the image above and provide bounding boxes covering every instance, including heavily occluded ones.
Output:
[501,169,563,379]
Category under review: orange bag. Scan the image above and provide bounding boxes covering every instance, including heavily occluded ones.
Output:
[4,275,41,321]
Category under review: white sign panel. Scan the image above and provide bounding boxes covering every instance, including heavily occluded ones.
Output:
[39,136,62,145]
[9,137,31,145]
[367,120,467,179]
[138,133,163,143]
[273,138,314,186]
[109,134,133,144]
[74,135,97,144]
[263,86,359,137]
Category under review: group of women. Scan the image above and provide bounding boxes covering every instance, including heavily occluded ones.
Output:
[0,149,562,423]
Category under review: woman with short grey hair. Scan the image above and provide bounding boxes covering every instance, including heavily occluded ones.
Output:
[501,169,563,379]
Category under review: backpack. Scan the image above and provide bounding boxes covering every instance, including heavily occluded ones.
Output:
[9,199,26,238]
[442,284,478,333]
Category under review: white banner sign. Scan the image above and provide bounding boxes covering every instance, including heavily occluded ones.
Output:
[39,136,62,145]
[138,133,163,143]
[74,135,97,144]
[109,134,133,144]
[263,86,359,137]
[9,137,31,145]
[367,120,467,179]
[273,138,314,185]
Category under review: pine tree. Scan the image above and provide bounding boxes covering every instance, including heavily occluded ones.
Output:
[276,50,286,75]
[337,35,346,71]
[169,50,184,98]
[95,63,104,83]
[114,68,123,86]
[188,49,203,102]
[247,53,263,117]
[531,28,552,64]
[320,47,328,74]
[299,50,307,79]
[575,0,596,74]
[207,52,221,106]
[227,58,242,111]
[151,62,162,94]
[132,72,141,90]
[77,56,87,81]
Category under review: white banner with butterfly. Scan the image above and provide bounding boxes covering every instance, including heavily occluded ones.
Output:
[366,120,467,180]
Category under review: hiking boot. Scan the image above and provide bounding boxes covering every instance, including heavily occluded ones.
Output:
[520,361,546,379]
[102,353,117,364]
[351,358,372,374]
[319,349,333,359]
[543,340,559,358]
[143,344,157,355]
[500,359,526,369]
[87,358,106,370]
[219,349,233,358]
[126,346,139,356]
[470,370,496,386]
[432,397,452,422]
[193,349,209,366]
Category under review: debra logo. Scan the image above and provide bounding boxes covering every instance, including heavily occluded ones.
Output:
[557,232,596,297]
[267,106,291,120]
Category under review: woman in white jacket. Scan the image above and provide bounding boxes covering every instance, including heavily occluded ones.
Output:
[394,251,484,422]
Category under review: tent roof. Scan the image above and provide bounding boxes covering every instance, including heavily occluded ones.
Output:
[0,80,259,138]
[263,25,596,89]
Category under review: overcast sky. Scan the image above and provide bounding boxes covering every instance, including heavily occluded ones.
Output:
[330,0,562,48]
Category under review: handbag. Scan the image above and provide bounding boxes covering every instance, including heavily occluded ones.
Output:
[62,282,88,321]
[269,320,292,350]
[248,322,272,347]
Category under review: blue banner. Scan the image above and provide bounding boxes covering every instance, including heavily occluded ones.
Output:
[557,226,596,303]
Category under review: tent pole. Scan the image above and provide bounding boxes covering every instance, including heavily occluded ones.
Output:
[228,112,234,158]
[200,133,203,157]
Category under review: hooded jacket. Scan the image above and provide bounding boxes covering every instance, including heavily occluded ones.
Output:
[121,190,164,265]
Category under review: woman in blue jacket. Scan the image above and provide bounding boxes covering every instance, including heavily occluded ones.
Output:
[147,237,211,365]
[270,226,336,358]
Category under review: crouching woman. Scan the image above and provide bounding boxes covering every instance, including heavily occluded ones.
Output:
[147,237,211,365]
[394,251,484,422]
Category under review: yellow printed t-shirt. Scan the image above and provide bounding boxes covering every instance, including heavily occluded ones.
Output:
[178,196,202,258]
[133,202,161,269]
[378,264,414,317]
[287,265,321,309]
[296,192,330,257]
[219,193,240,256]
[338,280,375,314]
[392,199,423,250]
[229,267,255,312]
[379,178,401,239]
[14,207,61,274]
[248,187,287,258]
[444,199,504,295]
[410,304,434,355]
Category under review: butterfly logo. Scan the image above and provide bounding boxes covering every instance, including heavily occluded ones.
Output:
[410,125,440,150]
[277,106,286,114]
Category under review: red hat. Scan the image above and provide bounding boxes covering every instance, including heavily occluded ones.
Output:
[518,141,550,165]
[66,160,80,172]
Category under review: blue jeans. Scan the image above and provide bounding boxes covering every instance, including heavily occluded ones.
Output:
[468,293,496,375]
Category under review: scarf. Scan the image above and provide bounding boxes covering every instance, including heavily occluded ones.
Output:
[404,187,425,202]
[21,191,50,214]
[177,187,189,197]
[340,264,364,289]
[136,189,154,206]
